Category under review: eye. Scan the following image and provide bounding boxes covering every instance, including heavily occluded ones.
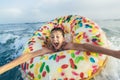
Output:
[51,36,54,38]
[56,36,59,38]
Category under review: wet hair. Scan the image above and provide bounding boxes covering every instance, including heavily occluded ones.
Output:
[51,27,65,37]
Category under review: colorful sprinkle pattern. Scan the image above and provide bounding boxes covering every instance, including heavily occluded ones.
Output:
[21,15,108,80]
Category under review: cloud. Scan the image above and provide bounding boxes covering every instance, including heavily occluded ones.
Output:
[33,0,120,21]
[0,0,120,24]
[0,8,23,23]
[1,8,22,16]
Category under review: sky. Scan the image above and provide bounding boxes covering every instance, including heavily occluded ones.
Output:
[0,0,120,24]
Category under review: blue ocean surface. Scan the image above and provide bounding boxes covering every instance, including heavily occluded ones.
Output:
[0,20,120,80]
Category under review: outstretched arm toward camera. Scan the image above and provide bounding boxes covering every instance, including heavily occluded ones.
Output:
[0,47,53,74]
[64,42,120,59]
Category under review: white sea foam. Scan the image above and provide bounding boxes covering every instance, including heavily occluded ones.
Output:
[109,37,120,50]
[94,56,120,80]
[0,33,19,44]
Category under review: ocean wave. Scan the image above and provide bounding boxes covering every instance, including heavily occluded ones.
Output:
[0,33,29,80]
[109,37,120,50]
[102,27,120,38]
[0,33,19,44]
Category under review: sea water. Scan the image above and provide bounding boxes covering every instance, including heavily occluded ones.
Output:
[0,20,120,80]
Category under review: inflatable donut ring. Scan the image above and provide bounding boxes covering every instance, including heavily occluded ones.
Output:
[21,15,108,80]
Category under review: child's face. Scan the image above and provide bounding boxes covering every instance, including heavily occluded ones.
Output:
[50,31,65,50]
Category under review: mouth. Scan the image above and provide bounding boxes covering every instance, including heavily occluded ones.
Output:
[54,43,59,47]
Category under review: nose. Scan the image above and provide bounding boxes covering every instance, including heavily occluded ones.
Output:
[53,37,58,42]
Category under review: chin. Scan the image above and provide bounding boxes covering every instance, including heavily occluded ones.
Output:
[54,46,61,50]
[55,47,60,50]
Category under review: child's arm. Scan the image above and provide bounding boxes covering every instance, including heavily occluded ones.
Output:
[63,42,120,59]
[0,47,53,74]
